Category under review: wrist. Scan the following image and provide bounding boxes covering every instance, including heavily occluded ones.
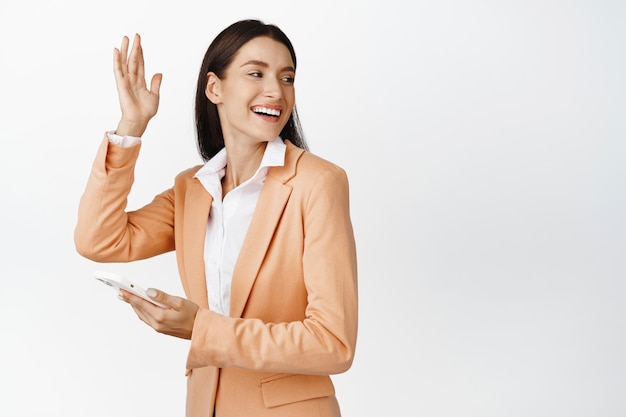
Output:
[115,119,149,137]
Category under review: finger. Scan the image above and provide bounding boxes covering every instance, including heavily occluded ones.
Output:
[112,48,125,85]
[113,36,129,84]
[128,301,156,328]
[134,34,146,81]
[127,33,143,78]
[119,288,160,310]
[119,35,129,73]
[146,288,179,310]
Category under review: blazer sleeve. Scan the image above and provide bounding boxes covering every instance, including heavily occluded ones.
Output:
[187,163,358,375]
[74,136,175,262]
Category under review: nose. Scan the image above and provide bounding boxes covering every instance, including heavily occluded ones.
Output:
[263,76,283,99]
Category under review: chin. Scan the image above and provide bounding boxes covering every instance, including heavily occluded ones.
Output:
[258,132,282,142]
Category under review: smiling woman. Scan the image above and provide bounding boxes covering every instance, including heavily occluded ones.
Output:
[74,19,358,417]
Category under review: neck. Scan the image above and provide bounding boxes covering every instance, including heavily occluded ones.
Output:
[221,140,268,194]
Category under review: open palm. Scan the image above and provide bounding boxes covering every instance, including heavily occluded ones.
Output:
[113,34,162,137]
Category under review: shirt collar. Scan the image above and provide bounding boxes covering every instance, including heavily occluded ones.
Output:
[194,137,286,181]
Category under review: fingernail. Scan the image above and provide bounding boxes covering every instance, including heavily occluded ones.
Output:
[146,288,157,298]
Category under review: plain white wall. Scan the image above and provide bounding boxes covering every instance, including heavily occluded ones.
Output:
[1,1,625,416]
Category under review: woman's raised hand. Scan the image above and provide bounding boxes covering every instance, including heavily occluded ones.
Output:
[113,34,162,137]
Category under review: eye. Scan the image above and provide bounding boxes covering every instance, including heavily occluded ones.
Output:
[281,75,295,84]
[248,71,262,78]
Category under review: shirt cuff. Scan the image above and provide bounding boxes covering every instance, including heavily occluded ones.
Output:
[107,130,141,147]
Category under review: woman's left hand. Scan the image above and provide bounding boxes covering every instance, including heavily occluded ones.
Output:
[119,288,199,340]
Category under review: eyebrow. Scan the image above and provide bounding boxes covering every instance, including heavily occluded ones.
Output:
[240,60,295,73]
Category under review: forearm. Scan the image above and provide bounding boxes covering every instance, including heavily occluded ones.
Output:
[187,309,356,375]
[74,135,175,261]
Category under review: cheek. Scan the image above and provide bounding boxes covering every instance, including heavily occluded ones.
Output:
[225,89,252,113]
[284,88,296,108]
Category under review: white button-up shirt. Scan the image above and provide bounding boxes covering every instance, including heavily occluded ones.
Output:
[193,138,286,316]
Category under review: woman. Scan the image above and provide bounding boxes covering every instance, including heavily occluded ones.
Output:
[75,19,358,417]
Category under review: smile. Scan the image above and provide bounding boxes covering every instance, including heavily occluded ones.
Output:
[252,106,281,117]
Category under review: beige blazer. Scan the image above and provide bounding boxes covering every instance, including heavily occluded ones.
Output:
[75,137,358,417]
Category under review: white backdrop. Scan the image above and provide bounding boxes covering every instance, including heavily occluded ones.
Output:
[1,1,625,416]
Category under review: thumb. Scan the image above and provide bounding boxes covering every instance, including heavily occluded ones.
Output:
[146,288,172,308]
[150,73,163,96]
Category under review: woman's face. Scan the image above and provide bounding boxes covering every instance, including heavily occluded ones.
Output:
[208,36,296,145]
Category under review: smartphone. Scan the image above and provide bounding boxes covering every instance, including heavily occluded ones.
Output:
[94,270,168,308]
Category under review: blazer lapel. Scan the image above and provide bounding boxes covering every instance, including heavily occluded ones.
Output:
[229,177,291,318]
[229,142,304,318]
[181,179,212,309]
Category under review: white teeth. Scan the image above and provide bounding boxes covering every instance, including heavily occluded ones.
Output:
[253,107,281,117]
